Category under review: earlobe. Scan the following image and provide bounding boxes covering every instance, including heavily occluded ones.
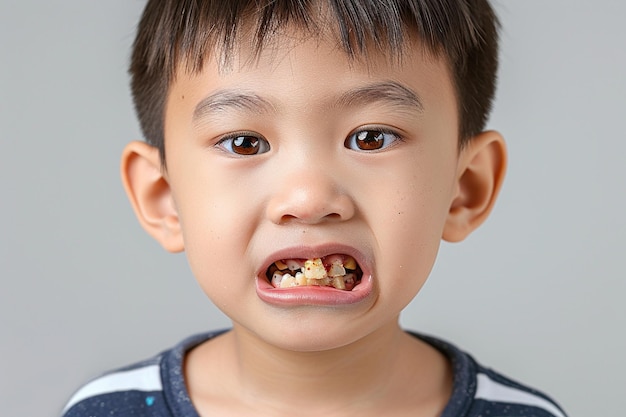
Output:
[120,141,184,253]
[443,131,507,243]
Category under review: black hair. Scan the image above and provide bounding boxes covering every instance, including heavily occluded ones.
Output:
[130,0,499,164]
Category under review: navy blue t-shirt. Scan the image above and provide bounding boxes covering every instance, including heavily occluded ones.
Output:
[61,330,567,417]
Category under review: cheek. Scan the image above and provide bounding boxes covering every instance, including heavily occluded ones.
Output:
[364,160,455,296]
[168,162,262,297]
[377,188,446,266]
[372,201,444,309]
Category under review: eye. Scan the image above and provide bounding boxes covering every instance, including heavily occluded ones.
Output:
[217,133,270,156]
[344,129,401,152]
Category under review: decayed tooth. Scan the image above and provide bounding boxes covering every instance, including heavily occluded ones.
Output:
[304,258,327,279]
[271,272,283,288]
[274,260,288,270]
[280,273,297,288]
[285,259,302,271]
[332,276,346,290]
[324,254,343,265]
[271,256,358,291]
[295,271,307,286]
[327,259,346,277]
[306,277,330,286]
[343,273,356,290]
[343,256,356,270]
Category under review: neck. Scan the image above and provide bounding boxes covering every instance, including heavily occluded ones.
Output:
[233,321,404,404]
[186,321,452,416]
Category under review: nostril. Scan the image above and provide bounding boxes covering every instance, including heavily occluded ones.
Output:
[266,180,355,225]
[277,214,297,224]
[278,211,343,225]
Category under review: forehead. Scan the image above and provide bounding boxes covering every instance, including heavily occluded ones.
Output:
[169,26,454,108]
[163,0,459,123]
[164,32,458,167]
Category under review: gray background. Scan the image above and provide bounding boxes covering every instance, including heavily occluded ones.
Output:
[1,1,624,416]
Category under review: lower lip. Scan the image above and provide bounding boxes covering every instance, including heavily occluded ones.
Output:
[255,276,373,307]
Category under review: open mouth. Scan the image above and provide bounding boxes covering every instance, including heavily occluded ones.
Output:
[266,254,363,291]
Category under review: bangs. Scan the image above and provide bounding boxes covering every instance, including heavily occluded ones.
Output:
[135,0,481,76]
[130,0,498,164]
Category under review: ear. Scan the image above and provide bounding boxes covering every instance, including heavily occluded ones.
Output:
[443,131,507,242]
[120,141,184,253]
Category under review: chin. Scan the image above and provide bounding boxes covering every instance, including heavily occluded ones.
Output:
[245,313,383,354]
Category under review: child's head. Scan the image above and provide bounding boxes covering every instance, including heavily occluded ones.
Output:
[129,0,500,165]
[121,0,506,351]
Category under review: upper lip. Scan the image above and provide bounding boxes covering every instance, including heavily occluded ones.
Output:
[256,243,371,280]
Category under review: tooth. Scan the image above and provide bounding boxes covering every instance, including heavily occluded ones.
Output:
[343,273,356,290]
[332,276,346,290]
[274,260,288,270]
[327,259,346,277]
[280,274,297,288]
[343,256,356,270]
[285,259,302,271]
[324,254,343,265]
[271,272,283,288]
[271,256,358,291]
[307,277,330,286]
[304,258,327,280]
[295,271,307,286]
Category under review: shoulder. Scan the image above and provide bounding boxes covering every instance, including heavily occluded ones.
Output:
[60,332,221,417]
[61,356,166,417]
[413,333,568,417]
[471,367,568,417]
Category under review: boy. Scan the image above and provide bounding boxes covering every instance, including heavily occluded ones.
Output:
[62,1,567,416]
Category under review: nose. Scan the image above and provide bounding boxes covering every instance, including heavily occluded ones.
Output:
[266,168,356,225]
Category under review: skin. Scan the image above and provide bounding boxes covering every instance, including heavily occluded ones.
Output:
[121,29,506,417]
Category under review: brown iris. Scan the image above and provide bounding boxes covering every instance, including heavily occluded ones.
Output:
[231,135,260,155]
[355,130,385,150]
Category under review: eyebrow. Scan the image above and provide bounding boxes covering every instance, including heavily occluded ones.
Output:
[192,80,423,123]
[335,81,424,113]
[192,89,275,123]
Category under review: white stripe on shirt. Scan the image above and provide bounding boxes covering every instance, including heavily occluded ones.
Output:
[475,373,565,417]
[62,364,162,413]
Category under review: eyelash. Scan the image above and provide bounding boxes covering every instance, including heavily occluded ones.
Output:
[215,126,404,156]
[216,132,270,156]
[344,127,404,152]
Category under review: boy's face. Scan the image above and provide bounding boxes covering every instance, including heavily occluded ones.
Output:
[155,32,469,351]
